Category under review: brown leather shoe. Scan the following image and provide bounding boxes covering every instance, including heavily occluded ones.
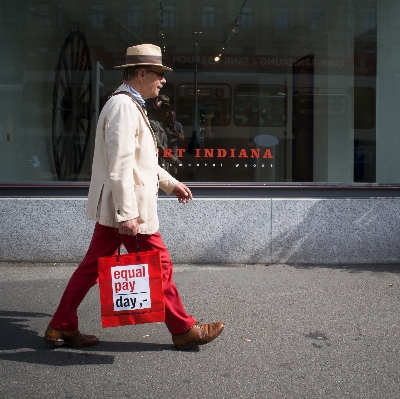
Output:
[44,325,99,348]
[172,322,225,350]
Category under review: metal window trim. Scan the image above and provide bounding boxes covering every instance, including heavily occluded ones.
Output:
[1,182,400,199]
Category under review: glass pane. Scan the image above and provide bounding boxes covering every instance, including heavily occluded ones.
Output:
[3,0,400,184]
[234,85,287,127]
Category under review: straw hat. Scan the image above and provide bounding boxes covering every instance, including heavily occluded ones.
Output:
[115,44,172,71]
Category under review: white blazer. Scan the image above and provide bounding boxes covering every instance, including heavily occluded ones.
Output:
[86,85,178,234]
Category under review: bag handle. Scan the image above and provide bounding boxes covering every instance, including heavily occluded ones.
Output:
[117,233,140,263]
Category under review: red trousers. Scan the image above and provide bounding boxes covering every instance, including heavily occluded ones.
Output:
[50,223,196,334]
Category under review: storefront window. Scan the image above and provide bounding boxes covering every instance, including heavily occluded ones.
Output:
[364,7,377,30]
[202,6,215,28]
[1,0,399,185]
[162,5,175,28]
[241,6,253,29]
[276,6,289,29]
[234,85,287,127]
[127,5,140,28]
[311,7,324,30]
[90,5,104,28]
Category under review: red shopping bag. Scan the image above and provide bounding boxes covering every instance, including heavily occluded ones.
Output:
[98,246,165,328]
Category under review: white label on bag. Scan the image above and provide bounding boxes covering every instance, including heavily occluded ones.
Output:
[111,264,151,311]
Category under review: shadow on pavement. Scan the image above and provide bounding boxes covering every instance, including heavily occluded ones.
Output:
[0,350,115,366]
[0,310,178,366]
[91,341,175,353]
[0,310,50,351]
[288,263,400,274]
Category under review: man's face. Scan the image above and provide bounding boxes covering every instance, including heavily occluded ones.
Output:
[166,109,174,123]
[141,66,166,99]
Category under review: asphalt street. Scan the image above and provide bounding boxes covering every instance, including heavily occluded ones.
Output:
[0,262,399,399]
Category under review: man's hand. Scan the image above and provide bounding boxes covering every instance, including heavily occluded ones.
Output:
[118,218,138,235]
[172,182,193,204]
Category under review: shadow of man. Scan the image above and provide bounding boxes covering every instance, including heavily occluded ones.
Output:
[0,310,115,366]
[0,310,184,366]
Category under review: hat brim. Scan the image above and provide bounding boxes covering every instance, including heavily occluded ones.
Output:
[115,63,173,71]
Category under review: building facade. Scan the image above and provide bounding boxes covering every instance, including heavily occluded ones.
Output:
[1,0,400,264]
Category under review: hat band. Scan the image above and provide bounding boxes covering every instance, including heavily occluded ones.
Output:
[125,55,162,65]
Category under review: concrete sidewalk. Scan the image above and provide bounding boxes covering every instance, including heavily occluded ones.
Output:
[0,262,399,399]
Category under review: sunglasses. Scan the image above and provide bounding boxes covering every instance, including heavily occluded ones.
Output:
[147,69,165,79]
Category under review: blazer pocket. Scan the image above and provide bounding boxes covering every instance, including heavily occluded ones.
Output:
[134,185,150,224]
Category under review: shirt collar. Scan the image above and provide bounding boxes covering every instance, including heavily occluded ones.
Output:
[122,83,146,109]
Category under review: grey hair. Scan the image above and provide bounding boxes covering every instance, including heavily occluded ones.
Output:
[122,65,149,81]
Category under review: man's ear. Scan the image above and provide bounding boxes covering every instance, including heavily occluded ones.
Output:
[138,68,146,80]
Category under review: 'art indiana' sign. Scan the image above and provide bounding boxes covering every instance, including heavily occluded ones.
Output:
[159,147,274,159]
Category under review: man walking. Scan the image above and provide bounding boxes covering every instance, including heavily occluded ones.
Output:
[44,44,224,351]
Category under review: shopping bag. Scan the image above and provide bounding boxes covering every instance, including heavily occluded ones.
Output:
[98,241,165,328]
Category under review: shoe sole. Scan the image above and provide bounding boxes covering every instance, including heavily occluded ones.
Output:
[174,325,225,351]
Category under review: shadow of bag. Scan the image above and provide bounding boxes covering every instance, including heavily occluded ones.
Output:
[98,241,165,328]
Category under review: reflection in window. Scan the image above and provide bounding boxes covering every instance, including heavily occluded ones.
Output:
[276,6,289,29]
[37,3,51,25]
[57,3,63,26]
[158,83,174,105]
[349,6,356,30]
[241,6,253,29]
[147,83,174,110]
[234,85,287,127]
[26,4,35,25]
[202,6,215,28]
[127,5,140,27]
[26,3,51,26]
[91,5,104,28]
[22,81,53,128]
[350,87,376,129]
[162,5,175,28]
[176,84,230,127]
[364,7,376,30]
[311,7,324,30]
